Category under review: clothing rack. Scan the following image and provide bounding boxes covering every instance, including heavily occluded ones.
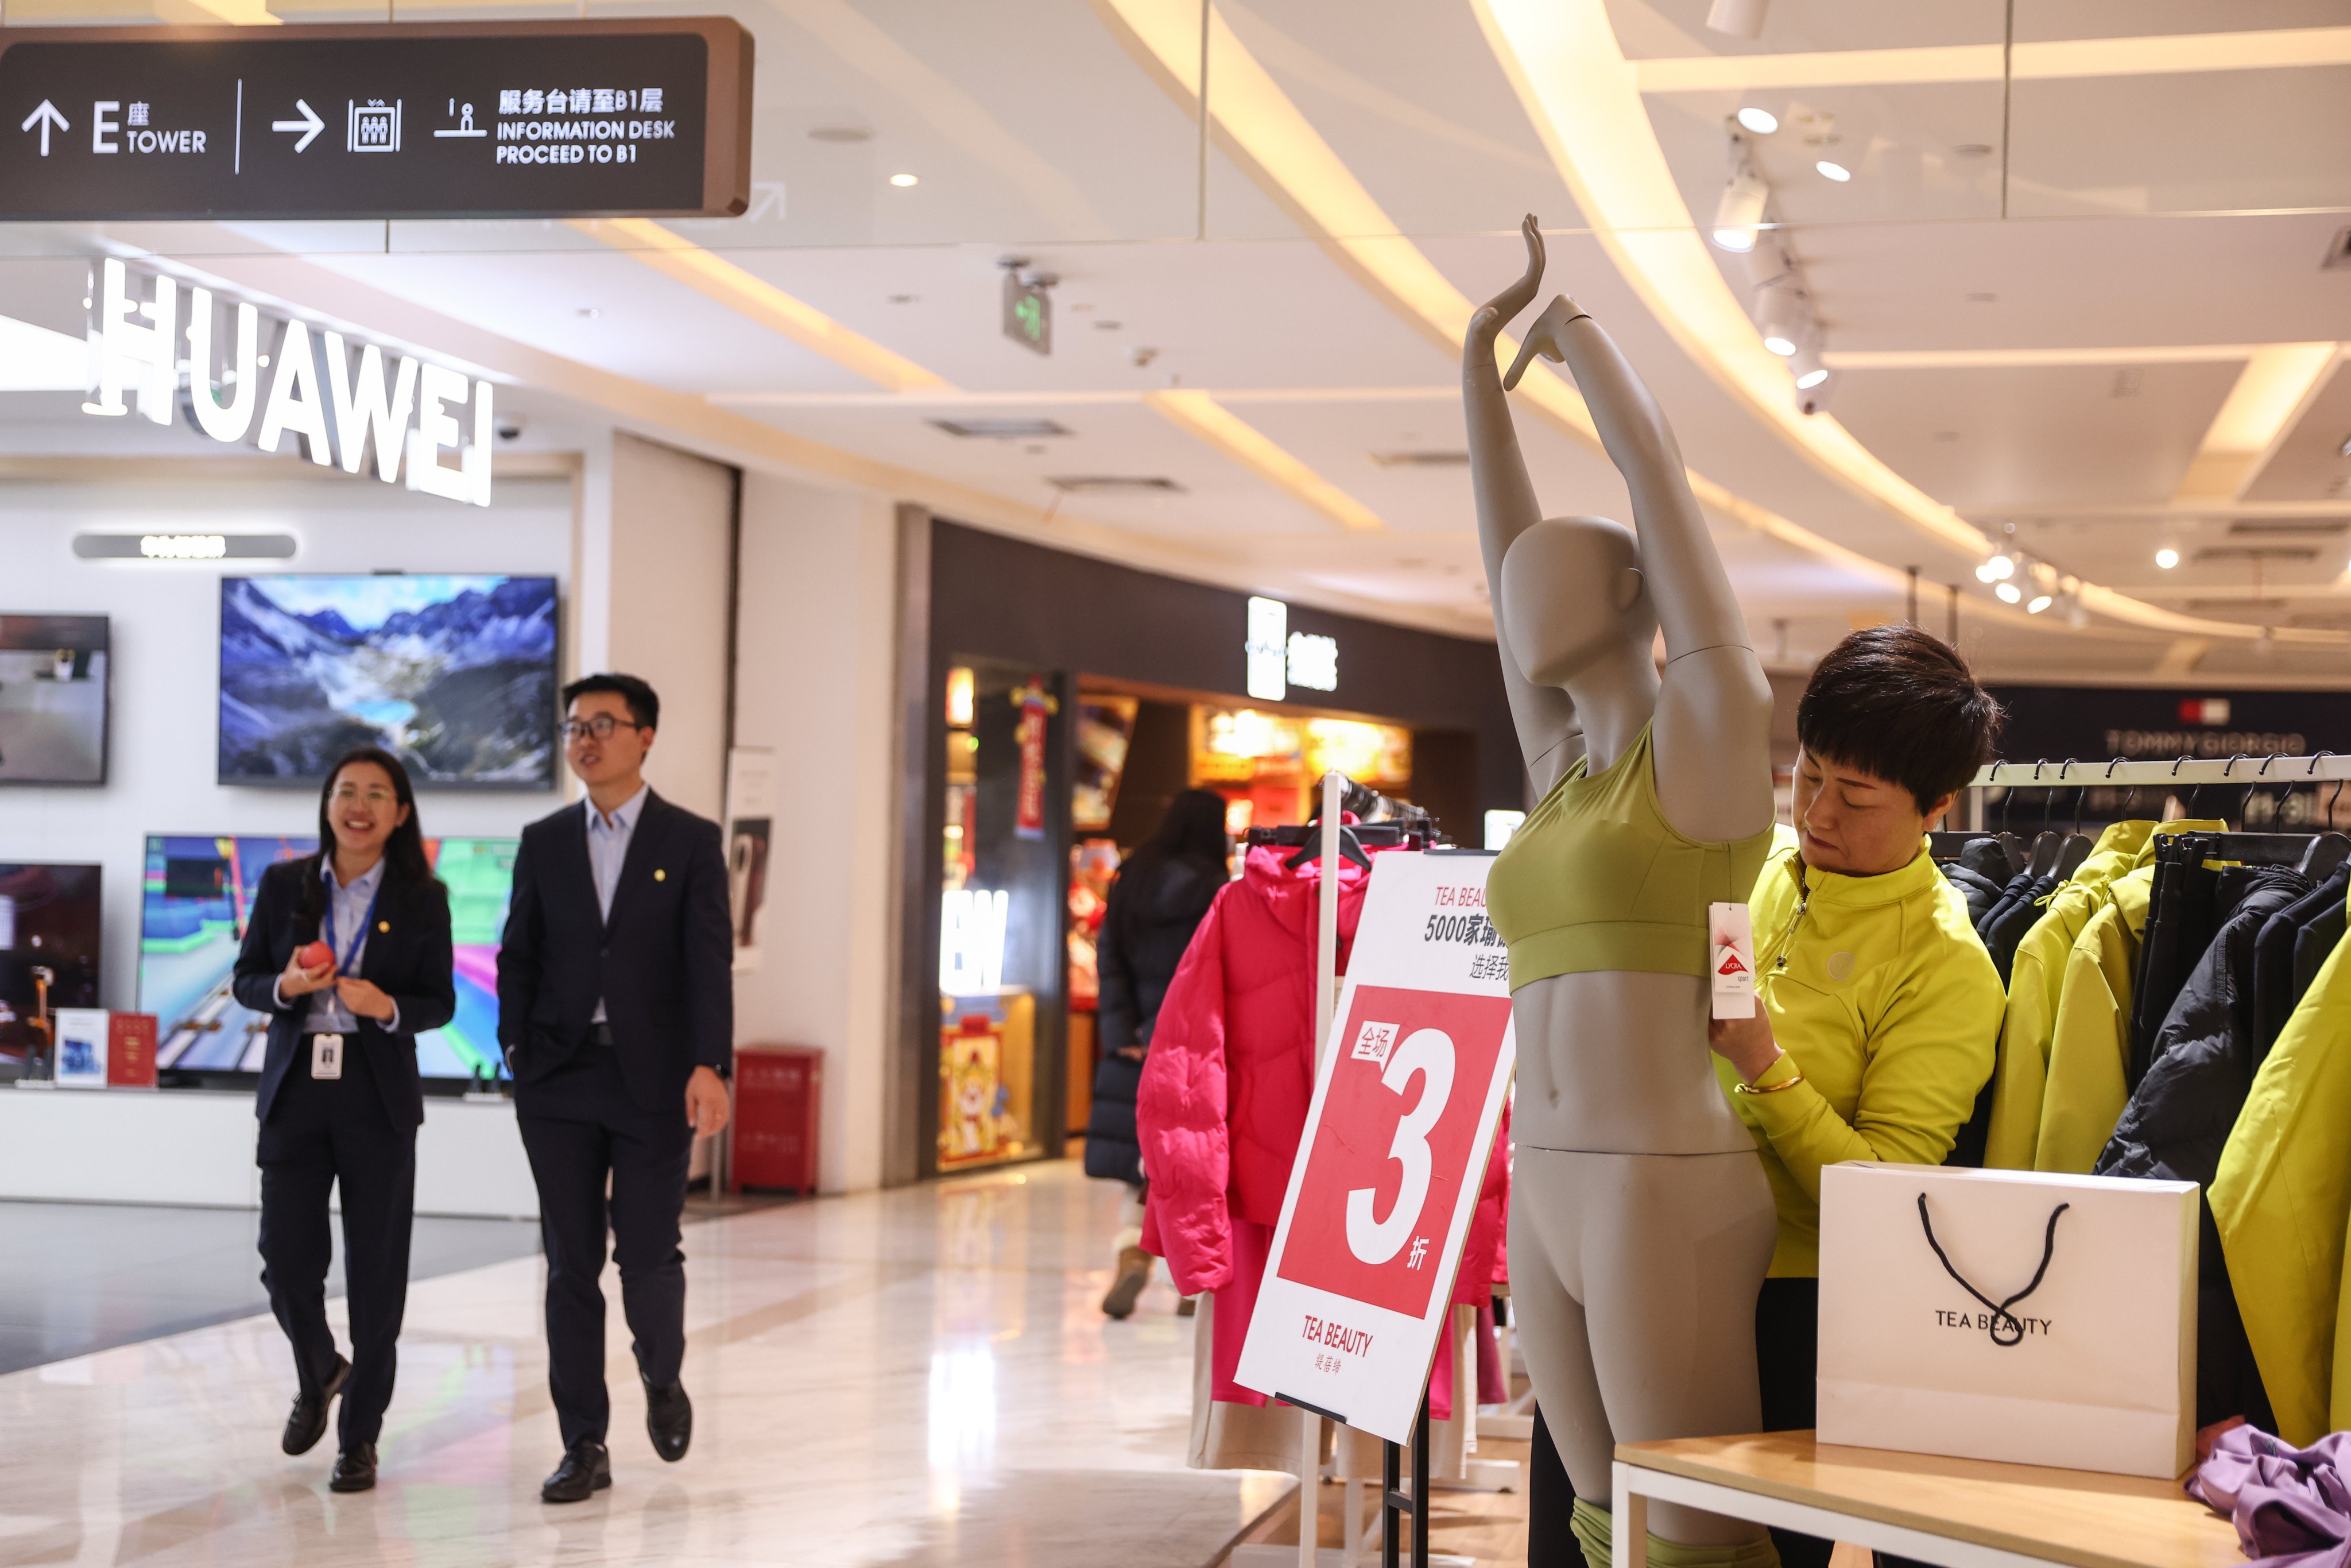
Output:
[1969,755,2351,788]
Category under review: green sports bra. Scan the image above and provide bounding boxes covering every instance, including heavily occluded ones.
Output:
[1486,722,1775,992]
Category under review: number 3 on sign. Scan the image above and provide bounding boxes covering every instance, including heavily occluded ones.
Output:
[1273,985,1512,1319]
[1345,1028,1455,1265]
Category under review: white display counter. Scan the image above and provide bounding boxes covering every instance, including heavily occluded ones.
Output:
[0,1087,540,1219]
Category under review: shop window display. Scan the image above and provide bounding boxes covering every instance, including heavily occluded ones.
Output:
[1191,703,1411,833]
[935,661,1068,1173]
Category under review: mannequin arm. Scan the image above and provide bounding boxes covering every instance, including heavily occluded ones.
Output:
[1466,215,1579,787]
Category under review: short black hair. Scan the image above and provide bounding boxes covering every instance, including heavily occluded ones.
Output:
[563,672,660,731]
[1796,625,2001,813]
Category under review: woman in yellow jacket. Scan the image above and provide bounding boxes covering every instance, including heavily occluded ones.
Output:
[1709,626,2008,1568]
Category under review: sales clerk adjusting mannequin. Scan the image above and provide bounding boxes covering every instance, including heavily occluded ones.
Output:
[1471,218,1779,1567]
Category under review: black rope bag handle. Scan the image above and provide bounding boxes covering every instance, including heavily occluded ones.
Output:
[1916,1194,2070,1348]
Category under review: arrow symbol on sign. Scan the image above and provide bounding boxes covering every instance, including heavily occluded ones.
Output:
[271,98,324,153]
[19,100,67,156]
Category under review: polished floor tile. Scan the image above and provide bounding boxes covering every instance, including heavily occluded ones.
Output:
[0,1163,1287,1566]
[0,1201,543,1374]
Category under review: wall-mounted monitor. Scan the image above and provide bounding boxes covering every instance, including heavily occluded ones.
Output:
[219,575,558,789]
[0,863,102,1064]
[0,615,110,785]
[140,834,518,1082]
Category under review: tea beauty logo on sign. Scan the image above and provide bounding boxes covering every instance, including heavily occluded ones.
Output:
[83,257,494,506]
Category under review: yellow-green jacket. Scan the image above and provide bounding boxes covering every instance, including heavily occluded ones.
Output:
[2030,820,2227,1174]
[2212,883,2351,1447]
[1721,831,2006,1277]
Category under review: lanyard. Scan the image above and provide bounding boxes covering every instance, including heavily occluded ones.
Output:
[333,882,384,977]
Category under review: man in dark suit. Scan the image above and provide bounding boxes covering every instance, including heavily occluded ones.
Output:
[498,672,734,1503]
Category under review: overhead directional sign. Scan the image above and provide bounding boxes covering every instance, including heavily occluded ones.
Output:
[0,18,752,220]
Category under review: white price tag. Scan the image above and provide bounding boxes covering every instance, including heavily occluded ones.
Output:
[1709,902,1755,1020]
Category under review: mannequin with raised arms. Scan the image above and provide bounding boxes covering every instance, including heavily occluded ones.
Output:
[1469,216,1780,1565]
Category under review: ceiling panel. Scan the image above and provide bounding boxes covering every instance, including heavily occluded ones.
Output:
[2248,360,2351,505]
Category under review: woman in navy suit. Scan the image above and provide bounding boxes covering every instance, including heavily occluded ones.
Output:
[232,745,454,1493]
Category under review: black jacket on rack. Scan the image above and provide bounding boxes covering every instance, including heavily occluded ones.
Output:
[2294,892,2346,1009]
[2129,837,2254,1093]
[2099,863,2309,1433]
[1981,872,2061,984]
[1940,862,2004,930]
[2251,860,2349,1056]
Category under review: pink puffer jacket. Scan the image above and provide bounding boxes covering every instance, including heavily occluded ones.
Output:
[1138,842,1370,1294]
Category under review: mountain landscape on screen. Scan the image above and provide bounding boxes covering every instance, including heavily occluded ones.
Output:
[218,575,557,786]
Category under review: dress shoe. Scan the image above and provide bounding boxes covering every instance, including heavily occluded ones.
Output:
[328,1445,377,1493]
[540,1440,611,1503]
[644,1376,692,1462]
[282,1356,351,1456]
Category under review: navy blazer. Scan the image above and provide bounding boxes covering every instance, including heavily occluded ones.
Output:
[231,858,457,1132]
[495,790,734,1114]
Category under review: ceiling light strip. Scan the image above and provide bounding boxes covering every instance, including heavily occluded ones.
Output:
[1146,390,1384,532]
[1474,0,2337,645]
[567,218,951,394]
[1825,346,2283,370]
[1633,26,2351,93]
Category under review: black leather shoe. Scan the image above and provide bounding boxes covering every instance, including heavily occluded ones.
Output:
[328,1445,377,1493]
[282,1357,351,1456]
[540,1441,611,1503]
[644,1376,692,1462]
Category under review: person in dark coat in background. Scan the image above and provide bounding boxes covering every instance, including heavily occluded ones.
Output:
[1089,787,1229,1319]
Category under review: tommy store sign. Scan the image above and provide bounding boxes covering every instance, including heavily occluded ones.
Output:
[82,257,495,506]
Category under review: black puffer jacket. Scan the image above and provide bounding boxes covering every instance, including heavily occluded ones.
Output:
[2098,864,2309,1430]
[1084,854,1223,1183]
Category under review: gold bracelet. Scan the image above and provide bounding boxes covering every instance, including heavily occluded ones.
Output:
[1734,1054,1805,1095]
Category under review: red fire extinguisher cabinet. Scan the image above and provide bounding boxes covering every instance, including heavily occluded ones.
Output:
[730,1045,822,1195]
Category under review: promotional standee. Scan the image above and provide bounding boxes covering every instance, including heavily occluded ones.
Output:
[1237,849,1514,1445]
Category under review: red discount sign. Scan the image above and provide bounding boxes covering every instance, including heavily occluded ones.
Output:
[1273,984,1513,1319]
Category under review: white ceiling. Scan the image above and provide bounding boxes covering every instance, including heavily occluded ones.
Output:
[2,0,2348,681]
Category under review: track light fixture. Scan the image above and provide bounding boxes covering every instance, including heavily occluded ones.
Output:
[1995,581,2023,604]
[1736,106,1779,135]
[1756,282,1806,357]
[1790,338,1828,390]
[1974,551,2017,584]
[1712,167,1768,253]
[1706,0,1769,40]
[2026,594,2053,614]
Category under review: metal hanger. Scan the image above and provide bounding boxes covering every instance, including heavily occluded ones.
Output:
[1989,762,2029,877]
[2298,753,2350,879]
[2026,760,2065,877]
[2054,760,2096,879]
[2106,757,2140,823]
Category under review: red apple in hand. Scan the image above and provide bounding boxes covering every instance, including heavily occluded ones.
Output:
[296,940,335,973]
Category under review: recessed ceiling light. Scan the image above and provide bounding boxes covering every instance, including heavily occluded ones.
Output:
[1994,581,2023,603]
[1816,160,1852,182]
[576,307,600,318]
[931,417,1070,440]
[808,126,872,143]
[888,172,919,188]
[1736,107,1779,135]
[2155,547,2180,570]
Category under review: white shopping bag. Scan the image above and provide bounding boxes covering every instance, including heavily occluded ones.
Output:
[1817,1162,2196,1480]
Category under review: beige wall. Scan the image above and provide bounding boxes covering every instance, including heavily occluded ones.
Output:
[729,474,901,1194]
[603,432,735,821]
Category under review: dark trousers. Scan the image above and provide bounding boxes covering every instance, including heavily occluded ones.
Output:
[256,1060,416,1449]
[517,1047,694,1449]
[1757,1276,1834,1568]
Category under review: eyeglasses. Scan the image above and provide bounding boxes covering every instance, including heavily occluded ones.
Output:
[561,715,646,742]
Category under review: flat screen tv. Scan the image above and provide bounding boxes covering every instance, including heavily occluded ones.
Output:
[140,834,518,1082]
[0,615,110,785]
[219,575,558,788]
[0,863,102,1063]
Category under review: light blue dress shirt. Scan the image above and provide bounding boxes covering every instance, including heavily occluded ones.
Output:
[275,856,397,1034]
[585,784,648,1024]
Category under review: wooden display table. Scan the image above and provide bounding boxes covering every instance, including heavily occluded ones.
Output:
[1610,1433,2242,1568]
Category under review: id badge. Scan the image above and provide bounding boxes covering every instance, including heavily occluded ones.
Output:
[312,1033,344,1081]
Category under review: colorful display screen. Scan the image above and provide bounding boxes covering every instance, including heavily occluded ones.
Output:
[218,575,558,788]
[140,834,517,1082]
